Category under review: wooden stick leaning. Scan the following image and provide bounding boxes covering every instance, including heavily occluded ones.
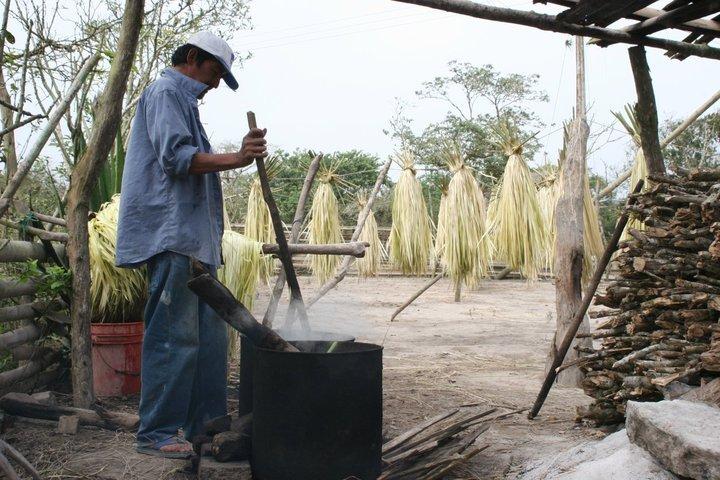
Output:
[247,111,310,331]
[187,259,298,353]
[303,156,393,312]
[528,179,645,419]
[390,273,444,322]
[263,153,322,327]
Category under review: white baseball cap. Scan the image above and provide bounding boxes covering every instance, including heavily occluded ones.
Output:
[186,31,238,91]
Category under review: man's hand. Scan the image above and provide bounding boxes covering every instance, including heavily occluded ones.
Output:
[239,127,268,163]
[188,128,268,174]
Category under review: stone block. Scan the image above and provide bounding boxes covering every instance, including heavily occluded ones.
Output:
[197,457,252,480]
[57,415,79,435]
[626,399,720,480]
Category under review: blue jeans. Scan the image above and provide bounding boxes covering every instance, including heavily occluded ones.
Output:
[137,252,228,443]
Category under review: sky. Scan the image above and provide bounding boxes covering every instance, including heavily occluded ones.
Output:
[198,0,720,182]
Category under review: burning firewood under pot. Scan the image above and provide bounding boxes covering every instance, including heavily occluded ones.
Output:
[189,260,521,480]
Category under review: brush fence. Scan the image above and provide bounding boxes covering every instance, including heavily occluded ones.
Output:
[0,240,67,397]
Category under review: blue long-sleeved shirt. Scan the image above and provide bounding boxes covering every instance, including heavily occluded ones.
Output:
[116,68,224,268]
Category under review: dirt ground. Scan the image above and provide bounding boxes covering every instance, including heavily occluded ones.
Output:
[3,276,604,479]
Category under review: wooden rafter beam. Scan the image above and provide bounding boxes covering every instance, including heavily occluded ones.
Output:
[558,0,656,27]
[626,1,720,37]
[596,0,720,47]
[537,0,720,37]
[392,0,720,60]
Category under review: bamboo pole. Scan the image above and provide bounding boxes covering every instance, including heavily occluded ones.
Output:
[263,154,322,327]
[391,0,720,60]
[528,180,644,419]
[304,156,393,311]
[0,53,101,217]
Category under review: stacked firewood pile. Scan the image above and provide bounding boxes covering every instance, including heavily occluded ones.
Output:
[578,169,720,425]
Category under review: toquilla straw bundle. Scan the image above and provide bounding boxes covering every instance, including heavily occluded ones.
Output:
[388,151,433,276]
[307,165,344,284]
[438,144,491,290]
[355,191,384,278]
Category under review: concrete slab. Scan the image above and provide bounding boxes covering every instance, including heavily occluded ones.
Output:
[626,399,720,480]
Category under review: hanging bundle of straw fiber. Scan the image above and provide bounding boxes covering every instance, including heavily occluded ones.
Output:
[388,151,433,275]
[307,165,344,284]
[614,105,649,242]
[433,177,450,264]
[217,231,265,310]
[355,191,384,278]
[438,144,491,288]
[88,195,147,323]
[490,124,548,281]
[245,156,281,279]
[536,167,560,272]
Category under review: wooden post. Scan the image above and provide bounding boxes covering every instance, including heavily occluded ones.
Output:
[550,36,591,387]
[628,46,666,176]
[454,281,462,302]
[262,154,321,327]
[65,0,144,408]
[247,112,310,330]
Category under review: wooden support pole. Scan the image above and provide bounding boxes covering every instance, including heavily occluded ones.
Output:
[0,240,65,263]
[390,273,444,322]
[454,281,462,302]
[528,180,644,419]
[390,0,720,60]
[263,154,321,327]
[304,156,392,311]
[66,0,144,409]
[629,46,666,176]
[247,112,310,331]
[550,36,590,387]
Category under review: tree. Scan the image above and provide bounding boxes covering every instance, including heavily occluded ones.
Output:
[387,61,548,189]
[66,0,144,408]
[661,112,720,171]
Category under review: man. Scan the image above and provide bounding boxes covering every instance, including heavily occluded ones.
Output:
[116,31,267,458]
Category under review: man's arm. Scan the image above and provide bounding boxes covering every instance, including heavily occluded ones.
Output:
[188,127,268,174]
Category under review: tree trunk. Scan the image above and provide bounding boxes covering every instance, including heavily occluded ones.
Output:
[551,37,591,387]
[628,46,665,176]
[65,0,144,408]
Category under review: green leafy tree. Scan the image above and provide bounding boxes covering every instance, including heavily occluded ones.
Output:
[387,61,548,189]
[661,112,720,171]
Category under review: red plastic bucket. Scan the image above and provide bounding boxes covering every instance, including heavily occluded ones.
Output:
[91,322,143,397]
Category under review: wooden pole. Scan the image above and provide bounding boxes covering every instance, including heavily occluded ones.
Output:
[528,180,644,419]
[0,53,100,217]
[550,36,590,387]
[390,273,444,322]
[390,0,720,60]
[304,156,392,311]
[247,112,310,331]
[263,154,321,327]
[598,88,720,199]
[629,46,666,176]
[454,281,462,302]
[66,0,144,408]
[261,242,369,257]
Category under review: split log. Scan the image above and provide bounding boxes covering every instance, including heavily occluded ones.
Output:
[0,324,41,351]
[0,280,36,300]
[0,392,138,431]
[187,260,298,352]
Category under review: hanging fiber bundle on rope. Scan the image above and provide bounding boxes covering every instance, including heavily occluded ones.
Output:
[388,151,433,275]
[438,144,491,289]
[355,191,384,278]
[489,124,548,281]
[217,231,265,310]
[536,167,560,272]
[307,164,344,284]
[88,195,147,323]
[245,155,281,279]
[614,105,649,242]
[433,177,450,264]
